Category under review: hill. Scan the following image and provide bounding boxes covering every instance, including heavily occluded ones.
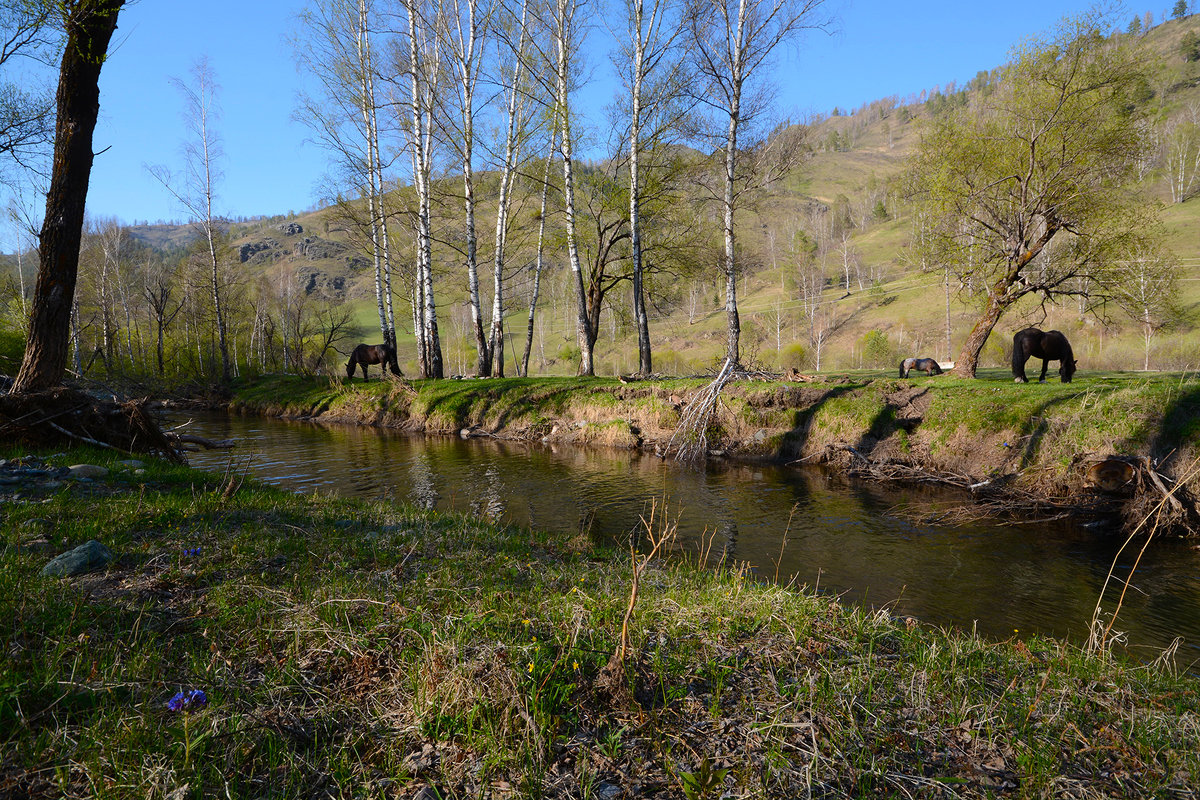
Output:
[114,13,1200,379]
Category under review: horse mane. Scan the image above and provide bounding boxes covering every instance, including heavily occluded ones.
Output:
[1056,333,1076,380]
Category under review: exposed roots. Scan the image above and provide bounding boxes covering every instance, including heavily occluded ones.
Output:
[815,440,1200,537]
[0,387,185,463]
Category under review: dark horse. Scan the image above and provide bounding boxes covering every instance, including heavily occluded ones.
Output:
[346,343,402,382]
[1012,327,1076,384]
[898,357,943,378]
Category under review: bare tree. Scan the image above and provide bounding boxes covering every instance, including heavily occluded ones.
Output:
[485,0,537,376]
[437,0,493,375]
[685,0,830,366]
[519,136,556,377]
[396,0,445,377]
[620,0,688,375]
[295,0,399,350]
[148,58,232,383]
[13,0,125,393]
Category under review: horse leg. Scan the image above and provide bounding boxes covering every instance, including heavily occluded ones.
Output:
[1014,356,1029,383]
[1038,360,1049,383]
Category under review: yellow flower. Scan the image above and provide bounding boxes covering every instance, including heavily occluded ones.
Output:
[527,662,534,673]
[572,661,579,671]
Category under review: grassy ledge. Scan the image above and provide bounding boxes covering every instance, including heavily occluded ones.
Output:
[228,371,1200,492]
[3,448,1199,798]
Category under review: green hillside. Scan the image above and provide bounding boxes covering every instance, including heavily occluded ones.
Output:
[116,13,1200,380]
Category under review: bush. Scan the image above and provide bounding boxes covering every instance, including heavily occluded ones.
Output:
[857,329,894,368]
[780,342,808,371]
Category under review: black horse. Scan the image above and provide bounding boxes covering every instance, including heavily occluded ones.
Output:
[1012,328,1076,384]
[346,343,402,382]
[898,357,943,378]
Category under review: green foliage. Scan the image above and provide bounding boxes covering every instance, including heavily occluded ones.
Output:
[1128,14,1143,35]
[904,9,1165,373]
[1173,1,1189,20]
[1181,30,1200,61]
[779,342,808,371]
[857,329,894,368]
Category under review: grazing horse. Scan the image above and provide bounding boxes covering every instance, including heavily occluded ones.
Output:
[1012,328,1076,384]
[898,357,944,378]
[346,343,402,382]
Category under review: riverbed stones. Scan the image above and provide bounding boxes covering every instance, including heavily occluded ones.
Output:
[41,539,115,577]
[68,464,108,479]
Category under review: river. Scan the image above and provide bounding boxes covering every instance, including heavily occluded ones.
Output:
[182,411,1200,667]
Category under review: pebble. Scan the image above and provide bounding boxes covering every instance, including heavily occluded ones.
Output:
[68,464,109,479]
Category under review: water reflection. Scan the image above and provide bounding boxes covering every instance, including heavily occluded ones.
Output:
[184,412,1200,666]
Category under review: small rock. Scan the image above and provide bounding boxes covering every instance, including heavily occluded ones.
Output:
[135,469,146,476]
[41,540,116,577]
[68,464,108,480]
[594,782,622,800]
[42,480,63,491]
[460,428,472,438]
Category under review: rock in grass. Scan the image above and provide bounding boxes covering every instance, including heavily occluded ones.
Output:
[41,540,115,577]
[68,464,109,480]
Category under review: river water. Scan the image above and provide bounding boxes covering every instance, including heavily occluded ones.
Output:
[182,412,1200,666]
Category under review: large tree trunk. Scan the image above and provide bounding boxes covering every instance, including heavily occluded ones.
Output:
[952,294,1005,379]
[13,0,125,393]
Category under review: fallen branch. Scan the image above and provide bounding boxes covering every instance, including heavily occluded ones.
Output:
[166,433,237,451]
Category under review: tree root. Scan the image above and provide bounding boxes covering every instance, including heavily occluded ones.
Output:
[0,388,186,463]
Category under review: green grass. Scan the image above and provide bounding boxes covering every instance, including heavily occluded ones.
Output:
[2,447,1199,797]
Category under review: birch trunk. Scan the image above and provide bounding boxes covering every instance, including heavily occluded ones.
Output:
[553,0,593,375]
[488,0,530,378]
[520,143,555,377]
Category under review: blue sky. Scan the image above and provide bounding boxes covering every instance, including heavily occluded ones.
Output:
[23,0,1154,229]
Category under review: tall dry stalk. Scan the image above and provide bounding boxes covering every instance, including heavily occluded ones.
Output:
[601,498,678,688]
[1087,456,1200,654]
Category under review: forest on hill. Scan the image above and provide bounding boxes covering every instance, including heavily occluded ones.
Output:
[3,4,1200,384]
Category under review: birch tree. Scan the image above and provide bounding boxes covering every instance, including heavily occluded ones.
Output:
[485,0,536,377]
[519,136,556,377]
[543,0,594,375]
[295,0,398,351]
[396,0,444,377]
[148,59,232,382]
[620,0,688,375]
[685,0,828,366]
[438,0,493,375]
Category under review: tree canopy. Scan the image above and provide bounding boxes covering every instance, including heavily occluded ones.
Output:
[905,11,1168,378]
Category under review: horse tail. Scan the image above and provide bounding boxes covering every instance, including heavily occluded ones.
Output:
[898,359,909,379]
[1011,332,1026,376]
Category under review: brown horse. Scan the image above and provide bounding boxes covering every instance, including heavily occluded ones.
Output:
[1012,328,1076,383]
[346,343,402,381]
[899,357,943,378]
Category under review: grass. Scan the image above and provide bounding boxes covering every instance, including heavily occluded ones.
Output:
[3,447,1200,797]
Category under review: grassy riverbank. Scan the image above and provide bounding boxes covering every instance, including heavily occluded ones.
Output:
[3,449,1200,798]
[229,370,1200,490]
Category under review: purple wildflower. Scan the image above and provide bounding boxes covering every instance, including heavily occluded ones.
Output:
[166,689,208,712]
[182,547,202,557]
